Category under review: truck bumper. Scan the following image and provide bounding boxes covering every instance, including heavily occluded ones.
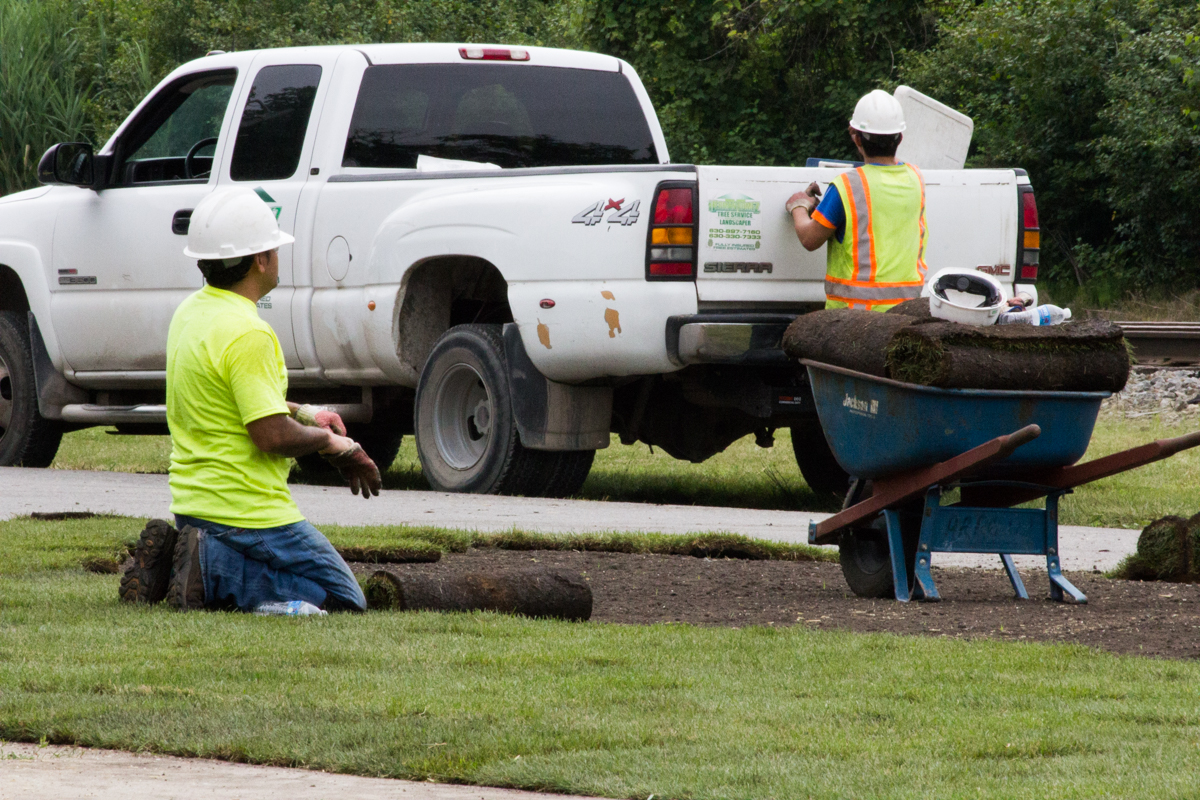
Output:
[666,314,797,366]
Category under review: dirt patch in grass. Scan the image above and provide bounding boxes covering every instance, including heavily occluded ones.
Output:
[354,549,1200,661]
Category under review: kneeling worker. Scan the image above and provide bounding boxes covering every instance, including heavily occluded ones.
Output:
[146,188,379,612]
[786,89,927,312]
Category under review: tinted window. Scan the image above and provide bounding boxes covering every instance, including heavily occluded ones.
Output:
[343,64,658,169]
[231,65,322,181]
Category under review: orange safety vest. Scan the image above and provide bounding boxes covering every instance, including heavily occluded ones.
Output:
[824,164,928,312]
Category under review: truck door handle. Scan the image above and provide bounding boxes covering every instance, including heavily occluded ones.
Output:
[172,209,193,235]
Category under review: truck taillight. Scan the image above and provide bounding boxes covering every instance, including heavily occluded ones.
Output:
[459,47,530,61]
[654,189,693,224]
[646,183,697,281]
[1022,191,1039,228]
[1019,187,1039,281]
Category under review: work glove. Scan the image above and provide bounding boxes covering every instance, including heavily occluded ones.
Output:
[294,404,347,436]
[321,442,382,499]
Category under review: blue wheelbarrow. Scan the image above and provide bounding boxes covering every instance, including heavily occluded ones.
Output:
[802,359,1200,603]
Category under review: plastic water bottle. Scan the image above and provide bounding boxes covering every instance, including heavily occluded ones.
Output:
[253,600,327,616]
[997,304,1072,326]
[997,308,1036,325]
[1035,304,1072,325]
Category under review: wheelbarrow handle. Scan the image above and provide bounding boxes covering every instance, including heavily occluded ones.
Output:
[810,424,1042,544]
[963,430,1200,508]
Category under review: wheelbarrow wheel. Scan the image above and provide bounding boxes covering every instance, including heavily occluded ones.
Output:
[839,502,921,599]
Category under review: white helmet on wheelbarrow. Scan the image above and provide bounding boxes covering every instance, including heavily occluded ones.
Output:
[925,269,1004,326]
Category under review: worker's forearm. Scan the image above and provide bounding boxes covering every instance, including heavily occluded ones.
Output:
[791,209,834,251]
[264,423,332,458]
[246,413,333,457]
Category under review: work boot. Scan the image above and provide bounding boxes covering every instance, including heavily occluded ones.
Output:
[166,525,205,611]
[118,519,178,604]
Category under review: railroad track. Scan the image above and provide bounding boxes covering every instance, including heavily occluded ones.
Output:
[1116,321,1200,366]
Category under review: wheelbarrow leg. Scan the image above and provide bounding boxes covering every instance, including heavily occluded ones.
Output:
[883,509,911,602]
[999,554,1028,599]
[910,491,940,602]
[1043,494,1087,604]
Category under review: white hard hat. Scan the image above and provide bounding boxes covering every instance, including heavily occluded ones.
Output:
[849,90,906,135]
[183,188,295,260]
[927,269,1004,326]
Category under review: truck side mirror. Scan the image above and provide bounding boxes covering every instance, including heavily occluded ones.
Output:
[37,142,95,187]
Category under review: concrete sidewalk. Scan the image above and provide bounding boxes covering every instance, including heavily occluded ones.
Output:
[0,742,601,800]
[0,467,1140,571]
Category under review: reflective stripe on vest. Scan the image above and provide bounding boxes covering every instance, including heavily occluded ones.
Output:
[824,164,927,311]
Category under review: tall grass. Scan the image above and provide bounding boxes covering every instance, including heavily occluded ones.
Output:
[0,0,92,195]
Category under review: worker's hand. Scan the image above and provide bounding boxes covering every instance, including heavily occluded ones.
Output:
[785,186,819,216]
[294,404,347,436]
[320,437,382,499]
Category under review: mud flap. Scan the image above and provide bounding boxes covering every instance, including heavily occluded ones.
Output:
[503,323,611,451]
[29,312,87,420]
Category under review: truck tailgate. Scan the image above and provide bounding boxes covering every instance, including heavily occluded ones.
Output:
[695,165,1020,305]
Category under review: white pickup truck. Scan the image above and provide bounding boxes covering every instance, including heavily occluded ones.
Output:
[0,42,1040,497]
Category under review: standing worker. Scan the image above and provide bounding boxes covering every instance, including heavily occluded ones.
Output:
[120,188,381,613]
[786,89,928,311]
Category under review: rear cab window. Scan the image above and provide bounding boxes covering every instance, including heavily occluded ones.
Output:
[342,64,658,170]
[231,65,323,181]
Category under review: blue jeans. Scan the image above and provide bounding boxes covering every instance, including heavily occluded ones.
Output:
[174,515,366,612]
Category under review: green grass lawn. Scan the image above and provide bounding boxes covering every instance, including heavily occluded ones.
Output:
[50,416,1200,528]
[3,515,1200,799]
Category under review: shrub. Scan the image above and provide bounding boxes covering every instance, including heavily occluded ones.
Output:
[0,0,92,195]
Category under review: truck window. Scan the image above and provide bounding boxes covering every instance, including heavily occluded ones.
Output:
[120,71,236,184]
[343,64,658,169]
[231,65,322,181]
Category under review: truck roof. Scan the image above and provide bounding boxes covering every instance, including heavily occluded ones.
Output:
[174,42,622,76]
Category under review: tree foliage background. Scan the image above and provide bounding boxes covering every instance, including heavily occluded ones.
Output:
[3,0,1200,295]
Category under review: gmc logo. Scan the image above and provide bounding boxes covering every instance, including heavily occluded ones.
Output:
[975,264,1011,277]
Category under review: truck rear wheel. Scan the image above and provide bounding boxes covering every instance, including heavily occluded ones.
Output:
[415,324,550,495]
[0,311,63,467]
[791,420,851,498]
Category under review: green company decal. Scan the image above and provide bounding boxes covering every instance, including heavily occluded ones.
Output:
[706,193,761,252]
[254,186,283,220]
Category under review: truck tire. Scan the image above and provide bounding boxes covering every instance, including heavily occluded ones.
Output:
[839,502,921,599]
[0,311,64,468]
[791,420,851,498]
[539,449,595,498]
[415,324,549,495]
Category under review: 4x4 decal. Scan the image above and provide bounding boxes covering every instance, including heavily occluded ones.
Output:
[573,198,641,227]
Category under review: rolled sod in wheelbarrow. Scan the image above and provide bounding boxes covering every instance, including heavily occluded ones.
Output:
[781,309,921,378]
[363,567,592,620]
[782,309,1130,391]
[1115,514,1200,583]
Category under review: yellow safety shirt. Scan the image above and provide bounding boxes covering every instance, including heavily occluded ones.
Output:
[166,285,303,528]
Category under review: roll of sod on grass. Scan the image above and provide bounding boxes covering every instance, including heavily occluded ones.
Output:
[1116,513,1200,583]
[363,567,593,620]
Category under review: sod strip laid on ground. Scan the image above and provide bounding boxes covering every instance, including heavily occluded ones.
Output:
[3,518,1200,799]
[0,516,835,573]
[48,419,1200,529]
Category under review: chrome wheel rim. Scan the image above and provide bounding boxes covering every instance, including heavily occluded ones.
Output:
[432,363,493,471]
[0,350,12,435]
